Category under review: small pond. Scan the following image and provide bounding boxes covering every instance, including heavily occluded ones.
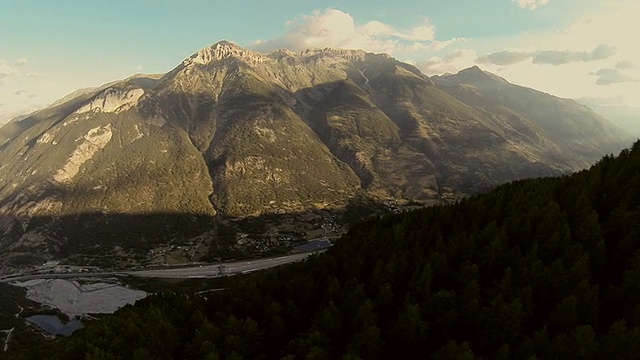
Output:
[25,315,84,336]
[293,239,333,253]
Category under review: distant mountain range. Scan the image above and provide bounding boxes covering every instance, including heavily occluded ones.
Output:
[575,99,640,136]
[0,41,633,267]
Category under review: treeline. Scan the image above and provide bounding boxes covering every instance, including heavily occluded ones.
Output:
[0,283,22,329]
[5,141,640,359]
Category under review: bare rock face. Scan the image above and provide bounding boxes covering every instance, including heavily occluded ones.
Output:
[185,41,268,66]
[76,88,145,114]
[53,125,113,184]
[0,40,632,264]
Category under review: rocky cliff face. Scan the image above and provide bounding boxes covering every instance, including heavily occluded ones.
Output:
[0,41,632,265]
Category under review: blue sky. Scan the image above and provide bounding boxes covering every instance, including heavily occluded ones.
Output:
[1,0,638,122]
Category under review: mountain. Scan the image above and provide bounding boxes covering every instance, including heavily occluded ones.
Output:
[576,99,640,136]
[0,41,632,267]
[0,106,46,127]
[6,140,640,359]
[432,66,632,165]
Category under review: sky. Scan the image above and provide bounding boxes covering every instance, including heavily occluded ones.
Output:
[1,0,639,123]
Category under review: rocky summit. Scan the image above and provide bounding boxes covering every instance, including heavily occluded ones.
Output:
[0,41,632,267]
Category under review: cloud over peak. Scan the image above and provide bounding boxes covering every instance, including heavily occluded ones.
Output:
[416,49,478,75]
[251,9,439,55]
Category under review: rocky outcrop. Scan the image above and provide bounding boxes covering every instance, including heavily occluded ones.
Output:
[53,125,113,184]
[185,41,268,66]
[76,88,144,114]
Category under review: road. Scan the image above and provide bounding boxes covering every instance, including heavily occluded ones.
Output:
[0,252,320,282]
[129,252,315,278]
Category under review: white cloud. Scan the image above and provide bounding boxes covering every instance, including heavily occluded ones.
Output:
[252,9,356,52]
[476,50,530,66]
[417,49,478,75]
[0,58,48,124]
[395,23,436,42]
[616,61,634,70]
[251,9,440,55]
[0,59,18,81]
[591,68,637,85]
[476,44,617,66]
[15,57,29,66]
[513,0,549,11]
[533,44,616,65]
[428,38,469,52]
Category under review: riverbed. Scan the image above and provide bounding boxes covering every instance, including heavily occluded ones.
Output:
[12,279,147,316]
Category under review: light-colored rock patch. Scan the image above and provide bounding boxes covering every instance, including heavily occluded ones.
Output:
[254,125,276,142]
[132,124,144,141]
[227,156,266,176]
[184,41,267,67]
[36,132,54,144]
[53,125,113,183]
[226,156,287,183]
[76,88,144,114]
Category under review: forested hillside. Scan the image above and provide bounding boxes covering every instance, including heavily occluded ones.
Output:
[5,140,640,359]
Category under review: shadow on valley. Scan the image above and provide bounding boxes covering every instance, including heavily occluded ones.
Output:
[1,212,217,268]
[0,193,399,269]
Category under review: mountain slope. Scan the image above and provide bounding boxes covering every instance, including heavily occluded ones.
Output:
[0,41,632,265]
[576,99,640,136]
[432,66,632,165]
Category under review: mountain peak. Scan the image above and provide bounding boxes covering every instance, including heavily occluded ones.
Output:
[212,40,240,48]
[457,65,494,79]
[268,48,297,59]
[183,40,265,66]
[433,66,508,87]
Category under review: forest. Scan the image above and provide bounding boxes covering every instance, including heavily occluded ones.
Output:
[3,140,640,359]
